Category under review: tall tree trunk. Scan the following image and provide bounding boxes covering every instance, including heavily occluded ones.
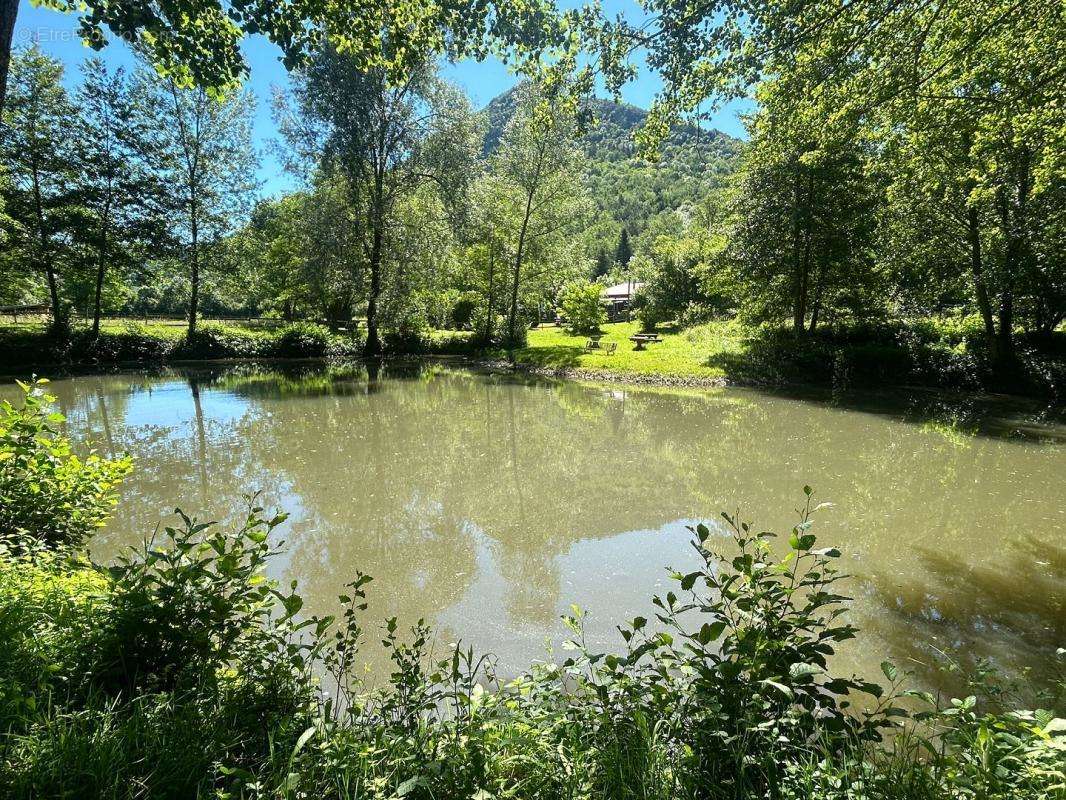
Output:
[791,171,813,333]
[989,154,1031,377]
[365,224,383,358]
[967,204,997,347]
[0,0,17,118]
[92,214,109,338]
[188,198,199,337]
[483,242,495,342]
[997,289,1014,364]
[808,264,824,333]
[508,192,535,347]
[31,162,61,323]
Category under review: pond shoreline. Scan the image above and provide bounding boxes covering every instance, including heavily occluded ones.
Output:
[5,352,1066,412]
[474,357,732,389]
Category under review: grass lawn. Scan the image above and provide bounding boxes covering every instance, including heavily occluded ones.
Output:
[508,320,746,381]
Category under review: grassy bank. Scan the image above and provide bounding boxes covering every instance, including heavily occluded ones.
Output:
[506,319,1066,396]
[3,316,1065,398]
[1,379,1064,799]
[505,321,740,382]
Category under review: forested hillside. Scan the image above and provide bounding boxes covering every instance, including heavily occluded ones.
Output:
[483,87,742,242]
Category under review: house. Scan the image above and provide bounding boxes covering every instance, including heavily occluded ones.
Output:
[601,281,644,319]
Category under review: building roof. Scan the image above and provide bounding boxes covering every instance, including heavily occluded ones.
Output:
[602,282,644,299]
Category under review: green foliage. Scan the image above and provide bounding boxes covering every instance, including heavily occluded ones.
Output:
[270,321,334,358]
[0,547,106,731]
[560,280,606,334]
[38,0,567,100]
[0,47,78,320]
[1,472,1062,798]
[86,501,304,697]
[0,378,130,551]
[451,292,479,330]
[593,0,1063,380]
[482,86,743,250]
[175,321,265,359]
[482,80,592,346]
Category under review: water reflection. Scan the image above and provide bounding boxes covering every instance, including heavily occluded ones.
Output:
[8,362,1065,697]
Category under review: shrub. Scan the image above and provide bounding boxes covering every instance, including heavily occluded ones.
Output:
[631,288,660,332]
[175,323,265,359]
[383,326,429,355]
[86,501,306,697]
[269,322,333,358]
[0,379,131,551]
[451,293,480,330]
[560,280,607,335]
[0,547,107,731]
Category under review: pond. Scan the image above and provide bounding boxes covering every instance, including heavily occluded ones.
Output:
[13,362,1066,697]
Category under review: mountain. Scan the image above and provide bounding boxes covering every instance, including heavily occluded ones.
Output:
[482,87,744,240]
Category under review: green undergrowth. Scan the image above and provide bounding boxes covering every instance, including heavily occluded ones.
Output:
[0,379,1064,799]
[3,316,1063,397]
[0,321,365,370]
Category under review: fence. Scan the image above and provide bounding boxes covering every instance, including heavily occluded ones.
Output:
[0,310,299,329]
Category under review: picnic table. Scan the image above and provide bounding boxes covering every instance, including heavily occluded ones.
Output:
[629,333,662,351]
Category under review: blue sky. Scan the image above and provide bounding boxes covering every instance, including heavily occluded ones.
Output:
[14,0,749,197]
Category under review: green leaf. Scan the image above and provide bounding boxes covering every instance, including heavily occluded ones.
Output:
[291,725,317,758]
[788,662,822,679]
[697,620,727,645]
[395,776,424,797]
[881,661,899,682]
[761,679,793,698]
[280,593,303,619]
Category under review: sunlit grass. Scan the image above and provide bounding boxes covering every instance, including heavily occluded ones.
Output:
[510,320,746,380]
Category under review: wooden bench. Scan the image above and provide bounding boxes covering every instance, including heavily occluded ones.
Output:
[604,342,618,355]
[629,333,662,351]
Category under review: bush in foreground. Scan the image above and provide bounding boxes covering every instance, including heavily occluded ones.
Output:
[0,379,131,551]
[0,383,1063,799]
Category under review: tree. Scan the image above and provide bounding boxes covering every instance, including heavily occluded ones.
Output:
[283,51,479,355]
[593,248,611,278]
[728,101,884,333]
[0,47,78,323]
[633,200,731,329]
[486,82,589,345]
[153,77,257,336]
[0,0,15,114]
[73,59,167,336]
[873,27,1065,373]
[10,0,566,117]
[559,279,605,334]
[236,178,363,323]
[597,0,1064,373]
[614,227,632,269]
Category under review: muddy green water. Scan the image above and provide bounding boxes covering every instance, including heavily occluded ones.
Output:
[13,362,1066,696]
